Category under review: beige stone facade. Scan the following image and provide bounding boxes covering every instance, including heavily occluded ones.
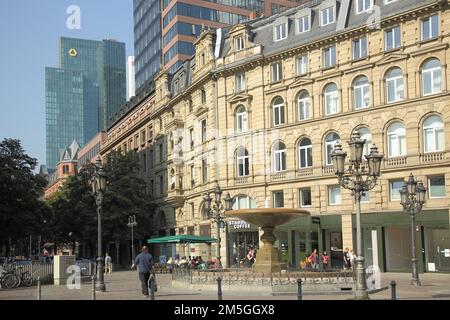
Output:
[102,0,450,272]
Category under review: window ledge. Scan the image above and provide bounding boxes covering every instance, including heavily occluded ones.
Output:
[351,56,369,64]
[418,37,439,46]
[321,65,338,72]
[383,47,403,55]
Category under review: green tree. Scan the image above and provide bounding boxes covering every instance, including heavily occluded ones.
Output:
[45,168,97,255]
[0,138,48,256]
[46,150,155,258]
[102,151,155,244]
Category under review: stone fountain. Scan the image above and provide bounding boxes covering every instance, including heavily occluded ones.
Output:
[226,208,310,273]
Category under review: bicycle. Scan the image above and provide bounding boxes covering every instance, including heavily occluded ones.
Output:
[0,259,20,289]
[15,265,33,287]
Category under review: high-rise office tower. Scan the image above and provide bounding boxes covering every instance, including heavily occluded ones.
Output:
[45,37,126,170]
[133,0,308,92]
[127,56,136,100]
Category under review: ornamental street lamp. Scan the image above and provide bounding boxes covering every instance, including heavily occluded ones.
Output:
[400,173,427,286]
[331,130,384,300]
[203,182,233,270]
[91,158,107,292]
[127,215,138,263]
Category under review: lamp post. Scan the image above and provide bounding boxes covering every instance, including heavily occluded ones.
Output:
[127,215,138,263]
[91,158,107,292]
[203,182,233,270]
[400,173,426,286]
[331,130,384,300]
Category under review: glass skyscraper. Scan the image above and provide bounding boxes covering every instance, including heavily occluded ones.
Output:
[45,37,126,170]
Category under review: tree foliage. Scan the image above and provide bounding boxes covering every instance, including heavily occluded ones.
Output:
[46,150,155,250]
[0,139,48,246]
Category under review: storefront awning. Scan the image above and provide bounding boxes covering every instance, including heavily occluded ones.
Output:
[147,235,217,244]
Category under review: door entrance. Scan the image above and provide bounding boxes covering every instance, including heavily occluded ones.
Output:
[424,227,450,272]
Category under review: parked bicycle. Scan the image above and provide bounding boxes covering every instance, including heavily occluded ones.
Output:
[0,258,33,289]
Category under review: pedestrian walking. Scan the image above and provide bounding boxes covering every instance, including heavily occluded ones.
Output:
[105,253,112,275]
[131,246,155,297]
[350,249,356,270]
[343,248,351,270]
[321,251,329,270]
[308,249,319,271]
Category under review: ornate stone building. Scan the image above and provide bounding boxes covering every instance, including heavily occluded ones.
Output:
[102,0,450,272]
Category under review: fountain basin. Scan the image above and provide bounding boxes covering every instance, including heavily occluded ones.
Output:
[226,208,310,273]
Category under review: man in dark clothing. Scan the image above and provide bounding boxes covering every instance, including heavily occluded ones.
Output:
[132,246,154,297]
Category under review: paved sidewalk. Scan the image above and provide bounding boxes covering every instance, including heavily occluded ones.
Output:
[0,271,449,300]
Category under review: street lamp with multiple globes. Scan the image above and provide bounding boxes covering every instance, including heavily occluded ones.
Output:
[91,158,107,292]
[203,182,233,270]
[331,130,384,299]
[400,173,427,286]
[127,215,138,263]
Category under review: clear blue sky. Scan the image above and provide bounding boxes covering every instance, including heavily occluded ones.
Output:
[0,0,134,168]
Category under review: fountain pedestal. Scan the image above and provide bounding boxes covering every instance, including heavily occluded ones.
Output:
[226,208,310,274]
[253,226,285,273]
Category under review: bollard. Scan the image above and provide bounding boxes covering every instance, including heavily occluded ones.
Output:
[149,274,156,300]
[217,276,223,301]
[37,277,41,300]
[297,278,303,301]
[390,280,397,300]
[91,276,96,300]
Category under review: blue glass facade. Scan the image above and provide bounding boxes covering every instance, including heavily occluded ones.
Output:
[134,0,162,92]
[45,37,126,170]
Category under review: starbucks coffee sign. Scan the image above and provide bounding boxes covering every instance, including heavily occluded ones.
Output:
[228,220,251,229]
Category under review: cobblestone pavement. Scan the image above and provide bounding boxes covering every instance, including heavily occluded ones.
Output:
[1,271,449,300]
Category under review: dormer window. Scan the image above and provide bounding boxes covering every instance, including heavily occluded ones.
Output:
[356,0,373,14]
[321,6,335,26]
[273,17,288,42]
[235,36,244,51]
[295,9,312,34]
[297,15,310,34]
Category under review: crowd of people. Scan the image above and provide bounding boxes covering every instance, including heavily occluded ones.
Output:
[166,255,208,271]
[303,247,357,271]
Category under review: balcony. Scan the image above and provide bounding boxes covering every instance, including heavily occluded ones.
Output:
[322,165,334,175]
[296,168,313,177]
[235,176,249,185]
[420,152,446,163]
[271,171,286,181]
[385,156,407,168]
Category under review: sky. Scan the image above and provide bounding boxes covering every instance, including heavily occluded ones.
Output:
[0,0,134,169]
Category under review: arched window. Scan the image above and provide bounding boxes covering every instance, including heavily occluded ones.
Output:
[324,83,339,116]
[272,97,285,126]
[235,105,248,133]
[273,141,287,172]
[298,138,312,168]
[423,115,444,153]
[325,133,340,165]
[422,58,442,96]
[297,91,311,121]
[386,68,404,103]
[232,195,257,209]
[236,147,250,177]
[353,76,370,109]
[387,122,406,158]
[358,127,372,156]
